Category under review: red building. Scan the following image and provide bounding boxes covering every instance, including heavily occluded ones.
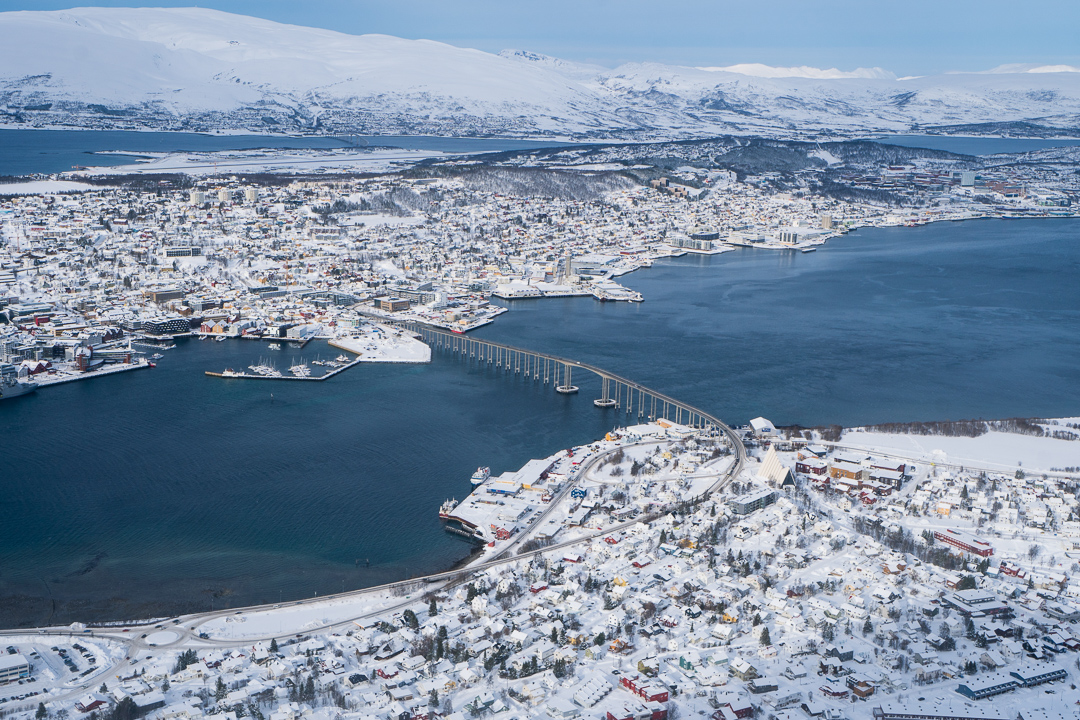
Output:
[934,528,994,557]
[620,674,670,703]
[796,458,828,476]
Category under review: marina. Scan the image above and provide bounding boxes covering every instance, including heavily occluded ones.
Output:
[206,355,362,381]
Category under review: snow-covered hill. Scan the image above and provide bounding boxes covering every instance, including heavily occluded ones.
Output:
[2,7,1079,139]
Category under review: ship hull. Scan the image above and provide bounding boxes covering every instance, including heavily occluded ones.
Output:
[0,381,37,401]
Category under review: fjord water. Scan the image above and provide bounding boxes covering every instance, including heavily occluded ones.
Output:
[870,134,1080,155]
[2,218,1079,626]
[480,219,1080,428]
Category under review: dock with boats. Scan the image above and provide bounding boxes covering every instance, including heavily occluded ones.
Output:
[205,354,361,381]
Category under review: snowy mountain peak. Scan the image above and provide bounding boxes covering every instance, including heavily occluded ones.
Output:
[1,7,1079,139]
[695,64,897,81]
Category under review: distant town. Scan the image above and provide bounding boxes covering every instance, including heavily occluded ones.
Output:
[2,137,1077,388]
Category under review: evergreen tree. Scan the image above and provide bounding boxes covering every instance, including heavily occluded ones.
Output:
[551,627,559,644]
[863,617,873,635]
[429,690,439,709]
[594,632,606,647]
[36,703,47,720]
[112,698,136,720]
[402,609,419,629]
[759,627,771,646]
[429,597,438,617]
[215,677,227,702]
[269,638,278,654]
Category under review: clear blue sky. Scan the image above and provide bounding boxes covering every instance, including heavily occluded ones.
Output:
[1,0,1076,76]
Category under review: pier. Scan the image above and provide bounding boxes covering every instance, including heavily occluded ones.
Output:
[205,356,362,381]
[34,360,152,387]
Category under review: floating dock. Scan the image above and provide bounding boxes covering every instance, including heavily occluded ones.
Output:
[205,356,361,381]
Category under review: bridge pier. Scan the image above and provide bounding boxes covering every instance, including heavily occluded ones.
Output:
[556,363,578,394]
[594,376,615,408]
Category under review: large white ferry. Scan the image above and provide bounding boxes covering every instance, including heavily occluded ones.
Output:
[470,466,491,485]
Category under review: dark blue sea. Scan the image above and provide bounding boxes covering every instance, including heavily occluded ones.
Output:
[1,216,1078,627]
[870,134,1080,156]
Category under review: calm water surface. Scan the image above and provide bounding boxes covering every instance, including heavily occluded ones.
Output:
[870,134,1080,155]
[1,218,1078,627]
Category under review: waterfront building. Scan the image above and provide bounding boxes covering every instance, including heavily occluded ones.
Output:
[0,654,30,684]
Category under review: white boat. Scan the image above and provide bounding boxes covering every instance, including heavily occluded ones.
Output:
[289,363,310,377]
[215,336,226,342]
[267,343,282,350]
[470,466,491,485]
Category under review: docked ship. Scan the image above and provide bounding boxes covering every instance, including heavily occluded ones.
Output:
[437,497,485,542]
[470,466,491,485]
[0,376,37,401]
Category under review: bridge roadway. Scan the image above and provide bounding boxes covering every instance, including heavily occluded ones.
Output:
[406,323,724,433]
[0,331,746,703]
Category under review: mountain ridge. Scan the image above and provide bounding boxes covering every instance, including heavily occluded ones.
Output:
[3,7,1079,139]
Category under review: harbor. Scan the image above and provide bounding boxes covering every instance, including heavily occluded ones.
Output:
[205,354,362,381]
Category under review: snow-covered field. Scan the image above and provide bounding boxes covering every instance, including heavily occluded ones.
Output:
[0,180,98,195]
[72,149,446,176]
[329,326,431,363]
[839,427,1080,473]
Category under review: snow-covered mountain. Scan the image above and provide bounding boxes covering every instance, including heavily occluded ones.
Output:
[2,7,1079,139]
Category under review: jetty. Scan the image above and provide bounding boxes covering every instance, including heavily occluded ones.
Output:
[205,356,361,381]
